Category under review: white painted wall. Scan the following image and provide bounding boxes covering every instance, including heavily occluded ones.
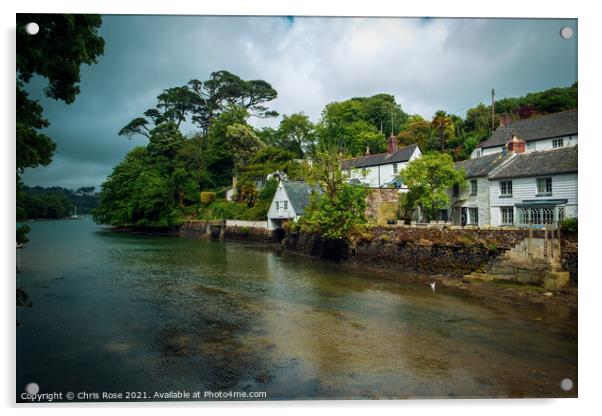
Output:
[525,135,578,152]
[267,182,298,229]
[471,135,578,159]
[489,173,578,226]
[347,146,422,188]
[449,177,492,226]
[226,220,268,229]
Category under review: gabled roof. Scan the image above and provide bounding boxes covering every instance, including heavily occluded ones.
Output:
[489,146,578,180]
[455,152,512,178]
[282,181,322,215]
[477,109,577,149]
[341,144,419,169]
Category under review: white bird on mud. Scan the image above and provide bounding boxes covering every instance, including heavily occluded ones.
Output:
[430,282,436,292]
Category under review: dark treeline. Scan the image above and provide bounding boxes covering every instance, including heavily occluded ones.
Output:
[93,68,577,228]
[19,186,99,219]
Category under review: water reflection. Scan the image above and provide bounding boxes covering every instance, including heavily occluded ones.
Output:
[17,218,577,400]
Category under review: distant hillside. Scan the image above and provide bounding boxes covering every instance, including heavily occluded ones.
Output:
[21,186,100,219]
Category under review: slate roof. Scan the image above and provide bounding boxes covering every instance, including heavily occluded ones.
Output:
[341,144,419,169]
[477,109,577,149]
[489,146,578,180]
[455,152,512,178]
[282,181,322,215]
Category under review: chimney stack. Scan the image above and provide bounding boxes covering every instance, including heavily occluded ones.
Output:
[499,113,513,128]
[507,133,525,154]
[387,134,398,154]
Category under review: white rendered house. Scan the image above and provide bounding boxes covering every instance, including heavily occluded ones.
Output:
[471,109,577,159]
[342,136,422,188]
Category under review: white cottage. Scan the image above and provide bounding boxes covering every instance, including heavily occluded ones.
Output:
[471,109,577,159]
[449,152,514,226]
[267,180,322,230]
[487,146,578,227]
[342,136,421,188]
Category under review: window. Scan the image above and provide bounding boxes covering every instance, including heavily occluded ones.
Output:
[475,149,481,158]
[452,183,460,197]
[501,207,514,226]
[500,180,512,197]
[467,208,478,225]
[536,177,552,195]
[552,138,564,148]
[282,200,288,210]
[470,180,478,196]
[392,163,398,174]
[275,201,279,210]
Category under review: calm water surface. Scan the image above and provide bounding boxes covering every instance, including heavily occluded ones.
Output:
[16,218,577,400]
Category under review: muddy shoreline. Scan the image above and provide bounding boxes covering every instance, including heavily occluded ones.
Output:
[216,237,578,310]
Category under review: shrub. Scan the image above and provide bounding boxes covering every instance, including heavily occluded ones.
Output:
[200,192,216,205]
[299,183,369,240]
[259,178,278,201]
[236,182,258,207]
[561,217,578,234]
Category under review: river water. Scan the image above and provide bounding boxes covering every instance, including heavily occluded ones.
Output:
[16,218,577,401]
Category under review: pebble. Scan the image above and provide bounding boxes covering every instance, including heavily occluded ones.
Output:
[544,292,554,297]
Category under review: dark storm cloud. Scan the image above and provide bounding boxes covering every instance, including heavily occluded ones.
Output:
[21,16,576,190]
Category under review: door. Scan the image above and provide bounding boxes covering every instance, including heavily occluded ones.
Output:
[461,207,467,226]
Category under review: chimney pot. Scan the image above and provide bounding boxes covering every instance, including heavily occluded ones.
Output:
[387,134,398,154]
[507,133,525,154]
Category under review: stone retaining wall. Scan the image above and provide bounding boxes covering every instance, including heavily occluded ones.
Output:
[283,226,578,277]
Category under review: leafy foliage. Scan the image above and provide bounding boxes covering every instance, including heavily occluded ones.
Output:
[561,217,578,234]
[398,152,465,221]
[299,184,369,240]
[316,94,407,156]
[16,14,105,242]
[298,147,370,240]
[93,126,196,227]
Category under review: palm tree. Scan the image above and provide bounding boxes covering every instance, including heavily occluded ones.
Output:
[430,110,453,151]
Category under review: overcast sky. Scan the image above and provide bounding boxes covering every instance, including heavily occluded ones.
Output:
[21,16,577,190]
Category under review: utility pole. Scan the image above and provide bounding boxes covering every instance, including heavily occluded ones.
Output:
[491,88,495,132]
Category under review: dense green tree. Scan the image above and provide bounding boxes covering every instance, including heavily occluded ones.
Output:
[274,113,316,158]
[396,115,431,150]
[16,14,105,243]
[430,111,455,152]
[239,147,302,184]
[121,71,278,139]
[94,124,200,227]
[317,94,408,156]
[398,152,465,221]
[300,146,370,240]
[299,183,369,240]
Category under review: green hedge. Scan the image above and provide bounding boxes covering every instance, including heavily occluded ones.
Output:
[561,217,577,234]
[198,199,270,221]
[200,191,216,205]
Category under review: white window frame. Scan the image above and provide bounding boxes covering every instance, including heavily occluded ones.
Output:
[392,163,398,174]
[552,138,564,148]
[468,207,479,225]
[536,177,552,196]
[501,207,514,226]
[470,180,478,196]
[500,180,512,197]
